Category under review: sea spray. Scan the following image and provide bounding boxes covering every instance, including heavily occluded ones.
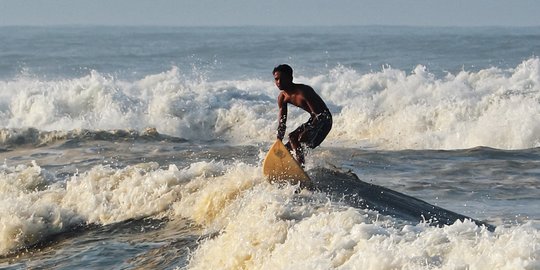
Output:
[175,164,539,269]
[0,160,222,255]
[0,162,80,255]
[2,59,539,150]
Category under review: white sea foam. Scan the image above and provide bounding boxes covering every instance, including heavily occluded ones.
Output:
[0,160,228,255]
[1,159,538,267]
[1,59,539,150]
[0,162,81,255]
[169,161,539,270]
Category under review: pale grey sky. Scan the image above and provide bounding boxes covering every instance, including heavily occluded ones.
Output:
[1,0,539,27]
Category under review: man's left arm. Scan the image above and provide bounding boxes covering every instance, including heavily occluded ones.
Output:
[277,94,288,140]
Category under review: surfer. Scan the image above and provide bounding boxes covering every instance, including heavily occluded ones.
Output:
[273,64,332,165]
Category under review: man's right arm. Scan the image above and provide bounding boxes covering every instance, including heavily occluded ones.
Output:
[277,94,287,140]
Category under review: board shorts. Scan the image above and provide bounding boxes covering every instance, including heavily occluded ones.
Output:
[295,110,332,149]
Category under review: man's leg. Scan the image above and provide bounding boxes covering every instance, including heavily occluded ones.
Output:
[294,116,332,165]
[305,116,332,149]
[288,128,306,165]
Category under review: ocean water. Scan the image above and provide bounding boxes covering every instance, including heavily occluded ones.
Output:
[0,26,539,269]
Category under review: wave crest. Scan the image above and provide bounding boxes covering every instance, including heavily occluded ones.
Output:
[0,127,185,148]
[1,59,539,150]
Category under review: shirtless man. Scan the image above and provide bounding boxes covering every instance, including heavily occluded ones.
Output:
[273,64,332,165]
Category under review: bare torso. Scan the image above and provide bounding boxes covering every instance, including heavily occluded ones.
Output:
[273,66,332,165]
[278,83,328,116]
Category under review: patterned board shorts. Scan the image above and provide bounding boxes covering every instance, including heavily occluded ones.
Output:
[295,110,332,149]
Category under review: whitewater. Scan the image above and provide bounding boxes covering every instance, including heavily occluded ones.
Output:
[2,58,539,149]
[0,26,539,269]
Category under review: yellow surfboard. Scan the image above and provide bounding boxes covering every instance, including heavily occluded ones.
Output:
[263,140,311,184]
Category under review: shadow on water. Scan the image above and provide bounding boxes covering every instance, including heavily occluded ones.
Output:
[309,167,496,232]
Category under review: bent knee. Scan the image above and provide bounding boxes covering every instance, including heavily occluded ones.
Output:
[288,131,300,141]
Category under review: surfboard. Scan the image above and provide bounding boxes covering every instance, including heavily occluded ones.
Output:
[263,140,311,184]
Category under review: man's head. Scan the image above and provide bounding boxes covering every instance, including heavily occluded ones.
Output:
[273,64,293,90]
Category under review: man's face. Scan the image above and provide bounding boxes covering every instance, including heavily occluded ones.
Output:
[273,71,292,90]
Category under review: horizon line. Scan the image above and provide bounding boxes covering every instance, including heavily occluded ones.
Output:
[1,23,540,28]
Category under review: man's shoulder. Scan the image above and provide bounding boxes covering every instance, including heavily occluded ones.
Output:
[295,83,314,92]
[278,91,288,102]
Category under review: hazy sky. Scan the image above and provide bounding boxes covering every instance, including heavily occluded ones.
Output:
[1,0,539,27]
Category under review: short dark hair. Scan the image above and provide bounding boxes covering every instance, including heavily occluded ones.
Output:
[273,64,293,78]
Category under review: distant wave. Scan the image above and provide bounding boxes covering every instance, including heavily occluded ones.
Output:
[1,58,539,150]
[0,128,185,149]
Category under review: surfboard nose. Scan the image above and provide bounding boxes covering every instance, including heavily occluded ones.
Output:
[263,140,311,184]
